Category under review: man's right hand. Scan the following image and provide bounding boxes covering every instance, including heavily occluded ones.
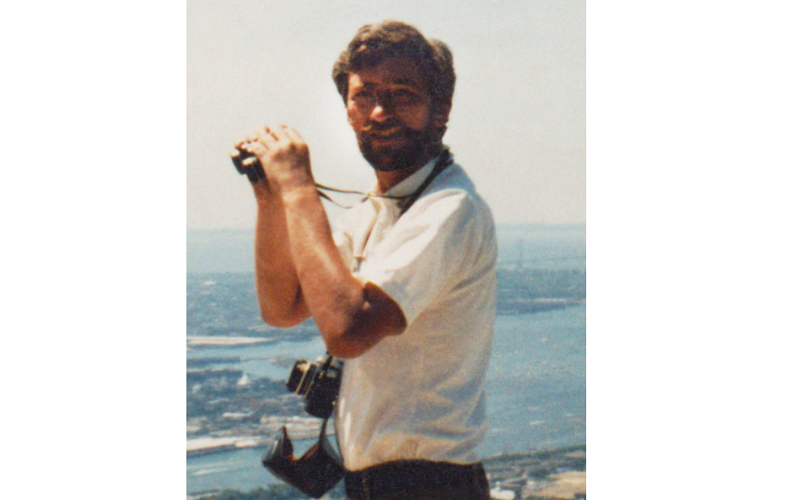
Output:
[232,144,276,203]
[235,125,315,201]
[230,148,267,185]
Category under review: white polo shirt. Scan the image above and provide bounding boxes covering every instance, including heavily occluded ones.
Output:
[332,155,498,471]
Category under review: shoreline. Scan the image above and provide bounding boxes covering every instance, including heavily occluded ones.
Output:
[187,415,328,457]
[187,336,275,348]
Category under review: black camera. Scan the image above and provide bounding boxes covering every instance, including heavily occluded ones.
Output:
[231,149,266,183]
[286,355,343,420]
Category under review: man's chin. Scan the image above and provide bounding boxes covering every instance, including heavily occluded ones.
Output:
[362,150,406,172]
[360,140,429,172]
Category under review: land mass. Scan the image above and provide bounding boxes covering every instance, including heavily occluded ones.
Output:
[187,268,585,340]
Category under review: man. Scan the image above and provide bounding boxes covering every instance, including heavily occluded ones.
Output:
[236,21,497,500]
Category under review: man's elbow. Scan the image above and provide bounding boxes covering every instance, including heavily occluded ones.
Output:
[255,283,310,328]
[318,282,407,358]
[258,302,310,328]
[261,314,304,328]
[325,336,368,359]
[322,321,406,360]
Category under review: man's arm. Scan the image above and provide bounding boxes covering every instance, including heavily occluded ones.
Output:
[239,125,407,358]
[251,180,311,327]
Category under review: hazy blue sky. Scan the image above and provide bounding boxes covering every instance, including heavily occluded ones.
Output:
[187,0,585,229]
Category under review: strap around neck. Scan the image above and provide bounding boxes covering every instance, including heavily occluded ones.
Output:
[398,147,453,216]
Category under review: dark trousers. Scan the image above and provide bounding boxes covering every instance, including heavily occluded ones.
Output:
[344,460,491,500]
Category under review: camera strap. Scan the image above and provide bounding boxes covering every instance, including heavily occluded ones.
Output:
[234,147,454,214]
[262,416,345,498]
[315,147,453,215]
[396,147,452,216]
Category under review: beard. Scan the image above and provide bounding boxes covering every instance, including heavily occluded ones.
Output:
[356,119,438,172]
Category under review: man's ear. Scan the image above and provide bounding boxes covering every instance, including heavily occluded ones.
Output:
[433,101,452,129]
[346,96,355,126]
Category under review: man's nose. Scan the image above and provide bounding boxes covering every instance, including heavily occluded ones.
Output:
[370,95,395,121]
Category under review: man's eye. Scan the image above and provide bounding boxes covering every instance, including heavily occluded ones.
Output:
[353,91,374,103]
[394,90,419,103]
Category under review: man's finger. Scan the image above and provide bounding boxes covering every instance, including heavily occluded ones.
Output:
[258,126,282,147]
[280,126,304,143]
[241,141,267,157]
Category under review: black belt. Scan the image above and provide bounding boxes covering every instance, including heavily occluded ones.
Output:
[344,460,488,500]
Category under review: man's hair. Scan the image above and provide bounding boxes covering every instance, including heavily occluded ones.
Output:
[332,21,456,108]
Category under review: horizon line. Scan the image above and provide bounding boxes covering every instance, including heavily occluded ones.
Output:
[187,222,586,232]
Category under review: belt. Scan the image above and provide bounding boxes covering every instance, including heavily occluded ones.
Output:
[344,460,488,500]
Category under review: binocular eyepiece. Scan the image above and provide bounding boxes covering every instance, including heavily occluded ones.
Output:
[231,149,266,183]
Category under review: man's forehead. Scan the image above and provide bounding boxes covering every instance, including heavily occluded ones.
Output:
[349,58,426,89]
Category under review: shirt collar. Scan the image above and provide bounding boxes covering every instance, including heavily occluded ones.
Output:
[369,155,441,199]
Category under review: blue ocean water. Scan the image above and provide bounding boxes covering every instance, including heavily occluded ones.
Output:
[187,306,585,494]
[482,307,586,455]
[187,224,585,495]
[496,224,585,270]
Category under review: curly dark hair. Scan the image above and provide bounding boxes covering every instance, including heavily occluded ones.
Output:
[332,21,456,109]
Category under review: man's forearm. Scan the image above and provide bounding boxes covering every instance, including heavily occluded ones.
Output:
[254,194,310,327]
[281,186,406,358]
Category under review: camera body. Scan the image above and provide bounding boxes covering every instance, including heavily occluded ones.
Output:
[286,355,343,419]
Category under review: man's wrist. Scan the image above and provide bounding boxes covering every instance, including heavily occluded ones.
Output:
[273,167,315,195]
[280,184,321,208]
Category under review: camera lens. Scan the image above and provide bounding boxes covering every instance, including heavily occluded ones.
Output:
[286,360,309,393]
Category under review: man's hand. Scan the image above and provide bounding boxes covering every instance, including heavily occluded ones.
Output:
[235,125,314,200]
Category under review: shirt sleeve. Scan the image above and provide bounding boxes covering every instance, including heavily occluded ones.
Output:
[355,189,494,325]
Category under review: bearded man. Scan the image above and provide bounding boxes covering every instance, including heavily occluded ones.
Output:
[236,21,497,500]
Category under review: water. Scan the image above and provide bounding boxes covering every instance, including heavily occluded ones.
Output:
[497,224,586,270]
[187,305,585,494]
[186,224,585,495]
[482,307,586,456]
[188,447,279,494]
[188,336,327,379]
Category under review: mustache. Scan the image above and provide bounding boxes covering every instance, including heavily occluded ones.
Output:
[362,119,404,134]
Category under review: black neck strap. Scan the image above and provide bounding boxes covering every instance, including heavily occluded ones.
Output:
[312,147,454,213]
[397,147,453,216]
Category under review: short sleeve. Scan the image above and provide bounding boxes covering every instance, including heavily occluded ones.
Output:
[355,189,494,325]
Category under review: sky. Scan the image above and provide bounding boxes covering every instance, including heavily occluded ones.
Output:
[187,0,585,229]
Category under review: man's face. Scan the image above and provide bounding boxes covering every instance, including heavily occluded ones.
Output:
[346,58,444,172]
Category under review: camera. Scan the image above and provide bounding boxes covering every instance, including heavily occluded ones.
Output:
[286,355,343,419]
[231,149,266,183]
